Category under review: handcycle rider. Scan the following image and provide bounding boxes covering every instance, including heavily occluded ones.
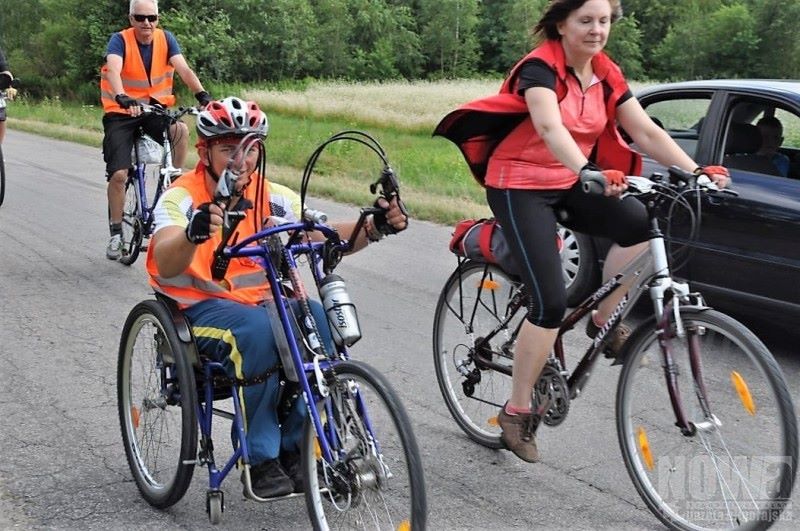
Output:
[101,0,212,260]
[435,0,730,463]
[145,96,408,498]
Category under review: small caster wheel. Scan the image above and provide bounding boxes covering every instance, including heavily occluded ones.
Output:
[206,490,224,524]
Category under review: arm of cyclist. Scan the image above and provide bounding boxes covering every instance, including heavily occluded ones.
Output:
[617,98,731,188]
[103,53,145,117]
[525,86,628,197]
[169,54,212,107]
[315,196,408,252]
[151,194,224,278]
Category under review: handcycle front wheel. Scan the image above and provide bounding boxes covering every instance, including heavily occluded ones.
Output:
[432,260,522,448]
[117,299,199,508]
[616,308,797,530]
[302,360,427,531]
[119,174,143,266]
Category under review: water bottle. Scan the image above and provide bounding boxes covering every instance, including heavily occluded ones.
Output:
[264,297,299,382]
[319,274,362,347]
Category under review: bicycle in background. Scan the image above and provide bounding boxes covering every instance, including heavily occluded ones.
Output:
[433,167,797,530]
[0,72,20,208]
[118,104,198,265]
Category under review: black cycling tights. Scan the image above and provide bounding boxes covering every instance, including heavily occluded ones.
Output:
[486,182,649,328]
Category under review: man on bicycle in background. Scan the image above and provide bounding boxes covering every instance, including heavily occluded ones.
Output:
[0,45,16,145]
[101,0,212,260]
[146,97,407,498]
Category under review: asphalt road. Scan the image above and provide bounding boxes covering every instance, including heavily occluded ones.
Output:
[1,130,799,530]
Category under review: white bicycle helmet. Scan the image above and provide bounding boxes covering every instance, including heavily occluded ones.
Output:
[196,96,269,139]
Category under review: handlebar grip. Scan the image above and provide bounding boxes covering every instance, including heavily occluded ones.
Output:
[580,172,606,195]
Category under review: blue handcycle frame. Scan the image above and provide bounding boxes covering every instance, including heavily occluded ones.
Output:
[196,215,379,492]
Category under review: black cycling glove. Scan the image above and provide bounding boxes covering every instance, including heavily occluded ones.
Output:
[185,202,215,244]
[115,93,138,109]
[371,198,408,236]
[195,90,213,107]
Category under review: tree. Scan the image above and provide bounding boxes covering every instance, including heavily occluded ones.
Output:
[419,0,480,78]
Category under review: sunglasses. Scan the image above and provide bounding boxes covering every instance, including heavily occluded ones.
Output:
[132,14,158,23]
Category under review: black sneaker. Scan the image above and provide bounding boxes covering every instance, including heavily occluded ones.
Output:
[243,459,293,498]
[280,451,303,493]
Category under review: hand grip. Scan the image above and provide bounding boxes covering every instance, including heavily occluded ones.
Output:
[580,171,606,195]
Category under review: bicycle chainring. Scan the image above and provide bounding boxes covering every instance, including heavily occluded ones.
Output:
[534,360,570,427]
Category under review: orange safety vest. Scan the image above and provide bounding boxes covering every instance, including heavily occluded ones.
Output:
[433,39,641,188]
[146,166,272,308]
[100,28,176,114]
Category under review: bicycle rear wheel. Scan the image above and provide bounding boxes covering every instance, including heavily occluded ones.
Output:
[118,300,198,508]
[432,260,523,448]
[302,360,426,531]
[617,308,797,530]
[0,143,6,207]
[119,173,143,266]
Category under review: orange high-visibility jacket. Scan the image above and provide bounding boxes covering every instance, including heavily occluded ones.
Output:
[146,166,272,308]
[100,28,176,114]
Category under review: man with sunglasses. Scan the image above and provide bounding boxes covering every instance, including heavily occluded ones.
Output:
[100,0,212,261]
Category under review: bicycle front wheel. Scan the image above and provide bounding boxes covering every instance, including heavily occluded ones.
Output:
[0,143,6,207]
[119,174,143,266]
[432,260,522,448]
[302,360,427,531]
[617,308,797,530]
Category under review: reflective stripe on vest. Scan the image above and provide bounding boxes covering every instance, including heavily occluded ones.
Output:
[99,28,176,113]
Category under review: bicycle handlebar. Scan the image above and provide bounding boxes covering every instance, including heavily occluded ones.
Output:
[138,103,200,121]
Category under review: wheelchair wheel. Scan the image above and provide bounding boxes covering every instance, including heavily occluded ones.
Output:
[302,360,427,531]
[119,173,143,266]
[118,299,198,508]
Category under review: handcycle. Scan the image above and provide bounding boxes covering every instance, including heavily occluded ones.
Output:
[117,130,426,529]
[118,103,198,265]
[0,72,20,208]
[433,166,797,530]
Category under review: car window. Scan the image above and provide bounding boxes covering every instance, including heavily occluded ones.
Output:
[640,98,711,158]
[722,100,800,180]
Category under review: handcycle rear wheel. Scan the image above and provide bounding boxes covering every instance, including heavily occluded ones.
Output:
[118,299,198,508]
[0,143,6,207]
[432,260,522,448]
[302,360,427,531]
[119,174,143,266]
[616,308,797,530]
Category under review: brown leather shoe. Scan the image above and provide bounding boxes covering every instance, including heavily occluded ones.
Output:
[498,406,539,463]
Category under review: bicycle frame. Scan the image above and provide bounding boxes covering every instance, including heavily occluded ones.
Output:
[131,125,182,234]
[192,215,380,490]
[466,203,707,435]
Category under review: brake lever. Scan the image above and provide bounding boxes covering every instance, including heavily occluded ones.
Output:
[370,166,408,217]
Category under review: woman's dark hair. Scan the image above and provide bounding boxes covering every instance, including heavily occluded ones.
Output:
[533,0,623,41]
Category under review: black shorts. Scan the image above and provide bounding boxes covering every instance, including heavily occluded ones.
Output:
[102,112,169,180]
[486,182,649,328]
[0,107,6,121]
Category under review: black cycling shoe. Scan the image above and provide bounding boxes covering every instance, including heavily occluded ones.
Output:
[280,451,304,493]
[243,459,293,498]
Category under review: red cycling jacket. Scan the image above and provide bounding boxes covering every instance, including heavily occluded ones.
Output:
[433,39,641,189]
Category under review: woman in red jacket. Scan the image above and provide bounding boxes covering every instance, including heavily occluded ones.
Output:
[437,0,729,463]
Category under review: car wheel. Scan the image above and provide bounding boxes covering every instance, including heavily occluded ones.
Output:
[558,226,600,307]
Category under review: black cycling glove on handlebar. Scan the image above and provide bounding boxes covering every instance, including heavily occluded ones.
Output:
[194,90,213,107]
[185,202,215,244]
[115,94,138,109]
[371,198,408,236]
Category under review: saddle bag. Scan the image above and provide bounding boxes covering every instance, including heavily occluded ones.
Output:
[448,218,519,276]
